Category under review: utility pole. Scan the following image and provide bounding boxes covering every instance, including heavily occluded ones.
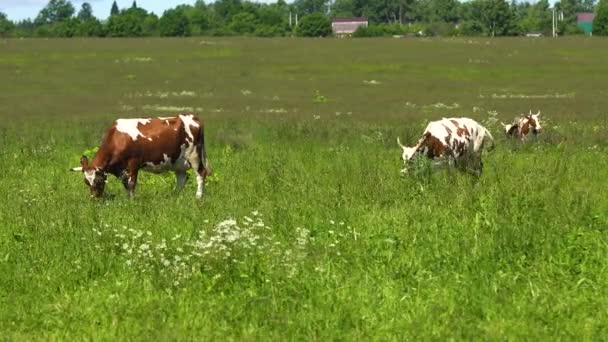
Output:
[552,7,556,37]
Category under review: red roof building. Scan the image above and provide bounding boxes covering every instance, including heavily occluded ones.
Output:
[332,17,368,36]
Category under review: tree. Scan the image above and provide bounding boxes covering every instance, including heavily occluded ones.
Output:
[35,0,75,24]
[594,0,608,35]
[331,0,355,17]
[106,7,151,36]
[229,12,258,34]
[111,1,119,16]
[0,12,14,37]
[159,8,191,36]
[78,2,94,21]
[471,0,514,36]
[296,12,331,36]
[214,0,243,22]
[132,1,138,9]
[293,0,329,14]
[77,18,104,36]
[518,0,552,34]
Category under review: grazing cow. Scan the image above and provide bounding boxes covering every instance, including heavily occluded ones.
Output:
[71,114,210,199]
[397,117,494,176]
[501,110,542,141]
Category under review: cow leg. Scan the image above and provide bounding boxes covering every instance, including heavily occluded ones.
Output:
[175,171,188,192]
[121,163,139,198]
[187,153,206,199]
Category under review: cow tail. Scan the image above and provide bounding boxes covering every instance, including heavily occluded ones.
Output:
[485,128,495,152]
[200,124,211,176]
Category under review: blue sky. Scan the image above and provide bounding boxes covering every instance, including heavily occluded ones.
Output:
[0,0,202,21]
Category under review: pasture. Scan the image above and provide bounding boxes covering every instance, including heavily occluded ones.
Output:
[1,37,607,339]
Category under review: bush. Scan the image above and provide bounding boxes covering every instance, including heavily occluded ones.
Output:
[352,25,385,37]
[206,27,236,36]
[562,23,584,35]
[425,22,457,36]
[457,21,484,36]
[229,12,258,35]
[296,13,331,37]
[77,19,104,37]
[159,8,191,36]
[254,24,285,37]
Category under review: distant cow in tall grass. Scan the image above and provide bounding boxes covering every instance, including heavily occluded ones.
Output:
[397,117,494,176]
[71,114,210,199]
[501,111,543,141]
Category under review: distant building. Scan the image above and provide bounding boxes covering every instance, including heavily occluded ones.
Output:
[577,13,595,35]
[331,17,368,36]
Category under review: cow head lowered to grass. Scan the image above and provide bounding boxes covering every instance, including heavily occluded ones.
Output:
[501,110,543,141]
[397,117,494,176]
[71,114,210,199]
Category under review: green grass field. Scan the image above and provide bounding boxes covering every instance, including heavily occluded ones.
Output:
[1,37,607,340]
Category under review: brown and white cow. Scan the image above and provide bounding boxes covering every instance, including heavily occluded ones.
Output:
[397,117,494,176]
[501,110,542,141]
[71,114,210,199]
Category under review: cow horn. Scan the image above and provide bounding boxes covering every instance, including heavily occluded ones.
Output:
[397,137,406,149]
[70,167,83,172]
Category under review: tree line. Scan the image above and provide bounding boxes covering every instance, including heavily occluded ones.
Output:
[0,0,607,38]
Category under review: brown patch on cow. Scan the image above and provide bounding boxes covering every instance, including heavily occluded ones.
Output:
[450,119,470,138]
[519,121,531,136]
[420,133,447,158]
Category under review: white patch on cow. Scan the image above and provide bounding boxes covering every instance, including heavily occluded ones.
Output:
[144,153,173,173]
[84,170,96,186]
[179,114,199,141]
[147,137,153,141]
[165,120,170,125]
[116,118,151,141]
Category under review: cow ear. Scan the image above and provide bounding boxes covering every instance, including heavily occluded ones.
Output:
[80,155,89,169]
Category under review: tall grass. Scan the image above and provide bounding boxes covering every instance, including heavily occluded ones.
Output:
[0,37,607,339]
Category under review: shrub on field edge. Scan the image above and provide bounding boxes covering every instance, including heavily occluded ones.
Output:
[594,0,608,36]
[296,13,331,37]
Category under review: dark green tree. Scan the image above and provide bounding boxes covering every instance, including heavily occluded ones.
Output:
[51,16,79,36]
[77,2,94,21]
[331,0,355,16]
[132,1,138,9]
[0,12,14,37]
[471,0,514,36]
[77,17,104,36]
[159,8,191,36]
[106,7,150,36]
[594,0,608,35]
[214,0,243,22]
[35,0,75,24]
[111,1,120,16]
[143,14,159,35]
[518,0,551,34]
[229,12,258,34]
[294,0,329,14]
[296,12,331,36]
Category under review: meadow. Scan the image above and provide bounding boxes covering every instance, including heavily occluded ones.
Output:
[0,37,608,340]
